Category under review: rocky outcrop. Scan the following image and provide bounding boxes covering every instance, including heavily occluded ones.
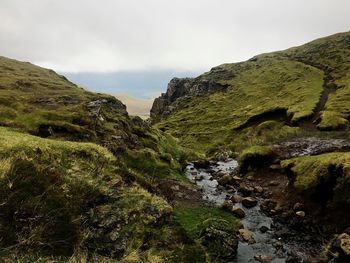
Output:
[150,76,228,121]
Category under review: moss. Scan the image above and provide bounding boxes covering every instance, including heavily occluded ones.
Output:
[155,57,323,153]
[174,206,240,240]
[318,111,348,131]
[281,153,350,205]
[238,145,275,173]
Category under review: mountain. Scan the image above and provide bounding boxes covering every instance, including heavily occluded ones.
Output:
[151,31,350,261]
[0,56,239,262]
[151,31,350,153]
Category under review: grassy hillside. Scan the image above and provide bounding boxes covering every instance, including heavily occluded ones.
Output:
[0,56,242,262]
[154,32,350,154]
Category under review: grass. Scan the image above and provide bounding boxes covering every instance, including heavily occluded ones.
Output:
[155,56,323,153]
[0,56,129,143]
[281,152,350,205]
[0,127,208,262]
[154,31,350,155]
[238,145,274,173]
[174,206,240,240]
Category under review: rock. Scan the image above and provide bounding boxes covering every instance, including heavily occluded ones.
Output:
[295,211,305,218]
[242,197,258,208]
[151,77,228,120]
[232,175,243,185]
[239,229,255,244]
[254,254,274,263]
[218,173,233,186]
[199,218,239,260]
[221,200,233,211]
[268,180,279,186]
[327,233,350,261]
[293,202,303,211]
[232,207,245,218]
[238,184,254,196]
[191,171,198,176]
[230,194,243,204]
[273,240,284,250]
[254,186,264,194]
[270,164,282,170]
[194,175,204,181]
[193,159,211,169]
[260,225,269,233]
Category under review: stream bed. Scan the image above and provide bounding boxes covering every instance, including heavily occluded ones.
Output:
[185,159,321,263]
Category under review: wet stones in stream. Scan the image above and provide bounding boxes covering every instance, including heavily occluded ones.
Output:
[186,159,324,262]
[242,197,258,208]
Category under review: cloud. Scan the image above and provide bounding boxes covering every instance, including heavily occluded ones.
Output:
[0,0,349,72]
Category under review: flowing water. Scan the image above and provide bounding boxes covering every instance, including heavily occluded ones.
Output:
[185,159,319,263]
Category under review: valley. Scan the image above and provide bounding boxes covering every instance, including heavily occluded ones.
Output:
[0,31,350,262]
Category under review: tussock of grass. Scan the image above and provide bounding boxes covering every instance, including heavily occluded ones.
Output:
[238,145,274,173]
[281,152,350,205]
[174,206,240,240]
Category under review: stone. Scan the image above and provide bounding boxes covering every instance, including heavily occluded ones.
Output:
[218,173,232,185]
[254,254,274,263]
[232,207,245,218]
[269,164,282,170]
[254,186,264,194]
[242,197,258,208]
[293,202,303,211]
[199,218,239,260]
[260,225,269,233]
[238,184,254,196]
[231,194,243,204]
[232,175,243,185]
[221,200,233,211]
[295,211,305,218]
[239,229,255,244]
[268,180,279,186]
[334,233,350,257]
[194,175,204,181]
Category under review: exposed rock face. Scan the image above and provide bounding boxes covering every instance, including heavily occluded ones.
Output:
[150,77,228,121]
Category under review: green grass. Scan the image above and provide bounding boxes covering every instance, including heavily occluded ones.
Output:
[154,31,350,154]
[281,152,350,206]
[156,57,323,153]
[174,206,240,240]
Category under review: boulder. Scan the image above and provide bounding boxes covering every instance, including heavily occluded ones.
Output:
[242,197,258,208]
[218,173,233,186]
[326,233,350,261]
[239,229,255,244]
[199,218,239,261]
[231,194,243,204]
[238,184,254,196]
[232,207,245,218]
[254,186,264,194]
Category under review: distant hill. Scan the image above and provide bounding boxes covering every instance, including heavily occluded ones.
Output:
[115,92,152,117]
[151,31,350,153]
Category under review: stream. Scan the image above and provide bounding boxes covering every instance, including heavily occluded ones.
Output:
[185,159,320,263]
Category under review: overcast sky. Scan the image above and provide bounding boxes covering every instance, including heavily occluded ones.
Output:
[1,0,349,98]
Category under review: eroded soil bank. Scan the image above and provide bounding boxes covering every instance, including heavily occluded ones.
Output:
[185,137,350,262]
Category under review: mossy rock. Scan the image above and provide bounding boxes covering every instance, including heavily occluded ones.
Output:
[238,145,275,174]
[198,218,238,261]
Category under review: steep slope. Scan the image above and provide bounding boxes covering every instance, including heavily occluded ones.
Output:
[152,31,350,154]
[0,56,240,262]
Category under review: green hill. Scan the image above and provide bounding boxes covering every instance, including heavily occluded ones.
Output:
[152,31,350,154]
[0,56,240,262]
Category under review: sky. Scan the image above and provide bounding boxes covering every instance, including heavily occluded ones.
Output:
[1,0,350,100]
